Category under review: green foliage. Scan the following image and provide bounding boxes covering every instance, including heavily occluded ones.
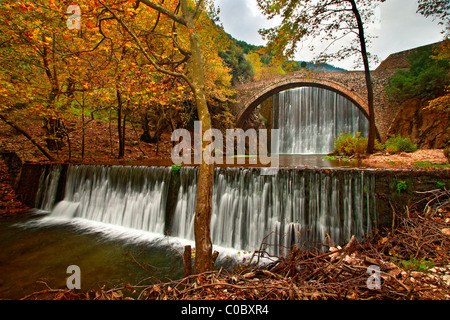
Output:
[392,257,435,273]
[385,45,449,103]
[417,0,450,35]
[395,180,408,193]
[413,161,450,169]
[333,132,383,156]
[171,164,182,175]
[434,181,446,189]
[385,135,418,154]
[219,31,346,84]
[333,132,367,156]
[218,41,254,85]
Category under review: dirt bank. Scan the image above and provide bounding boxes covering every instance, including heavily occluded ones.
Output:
[363,149,449,169]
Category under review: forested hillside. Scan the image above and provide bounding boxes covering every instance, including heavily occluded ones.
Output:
[386,41,449,149]
[0,0,346,164]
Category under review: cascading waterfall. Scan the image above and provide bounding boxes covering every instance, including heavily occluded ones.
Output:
[170,167,198,241]
[47,165,172,235]
[274,87,369,154]
[173,167,376,254]
[34,164,63,212]
[35,165,376,255]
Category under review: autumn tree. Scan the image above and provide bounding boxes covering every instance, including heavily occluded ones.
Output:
[0,1,77,158]
[256,0,382,153]
[0,0,113,160]
[416,0,450,35]
[219,40,255,85]
[246,50,285,81]
[96,0,222,273]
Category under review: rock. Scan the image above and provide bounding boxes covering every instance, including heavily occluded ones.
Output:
[383,261,399,270]
[329,246,342,262]
[411,271,424,279]
[387,267,403,278]
[242,272,256,279]
[443,275,450,287]
[343,255,353,264]
[429,267,442,274]
[387,98,449,149]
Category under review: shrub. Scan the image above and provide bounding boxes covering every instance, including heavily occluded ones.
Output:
[171,164,182,175]
[374,139,385,152]
[385,135,418,154]
[333,132,367,156]
[395,180,408,193]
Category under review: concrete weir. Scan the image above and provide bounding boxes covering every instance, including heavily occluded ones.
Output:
[11,161,450,253]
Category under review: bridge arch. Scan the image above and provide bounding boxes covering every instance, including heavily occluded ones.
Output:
[235,77,370,128]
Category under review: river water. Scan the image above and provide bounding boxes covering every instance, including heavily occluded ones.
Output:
[0,86,374,299]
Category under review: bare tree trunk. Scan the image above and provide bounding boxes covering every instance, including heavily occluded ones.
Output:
[183,245,193,277]
[109,108,113,156]
[100,0,214,273]
[181,0,214,274]
[122,113,126,156]
[117,90,125,159]
[81,99,85,160]
[350,0,376,154]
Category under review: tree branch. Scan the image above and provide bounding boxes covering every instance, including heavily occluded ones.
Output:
[138,0,187,26]
[192,0,204,19]
[98,0,192,87]
[0,114,56,161]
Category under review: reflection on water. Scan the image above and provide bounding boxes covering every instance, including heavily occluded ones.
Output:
[123,155,362,169]
[276,155,358,168]
[0,155,366,299]
[0,213,184,299]
[0,212,251,299]
[220,155,362,169]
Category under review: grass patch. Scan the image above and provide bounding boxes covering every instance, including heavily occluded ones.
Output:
[413,161,450,169]
[385,135,418,154]
[392,257,435,274]
[323,155,358,163]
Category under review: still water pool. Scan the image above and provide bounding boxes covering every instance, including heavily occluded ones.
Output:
[0,211,187,299]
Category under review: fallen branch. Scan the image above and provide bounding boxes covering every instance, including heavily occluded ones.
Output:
[0,114,56,161]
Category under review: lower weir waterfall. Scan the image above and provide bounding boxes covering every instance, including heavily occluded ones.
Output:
[274,87,370,154]
[29,87,377,258]
[35,165,377,255]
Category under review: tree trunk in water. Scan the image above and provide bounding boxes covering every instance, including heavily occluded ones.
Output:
[350,0,376,154]
[181,0,214,274]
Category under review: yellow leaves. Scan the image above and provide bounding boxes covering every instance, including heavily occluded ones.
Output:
[379,237,388,246]
[124,7,137,15]
[43,36,52,45]
[425,86,450,112]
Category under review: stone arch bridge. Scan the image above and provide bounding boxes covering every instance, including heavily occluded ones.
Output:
[230,70,397,141]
